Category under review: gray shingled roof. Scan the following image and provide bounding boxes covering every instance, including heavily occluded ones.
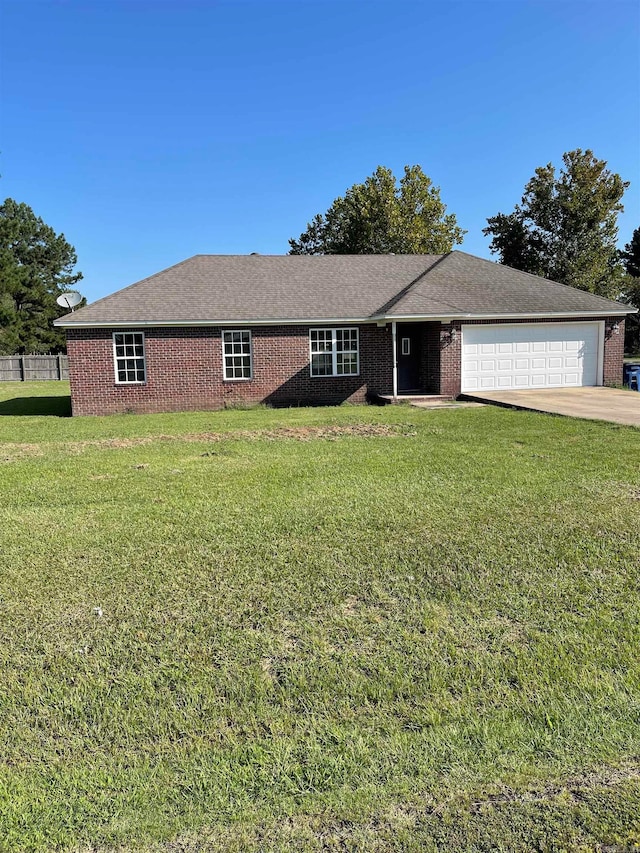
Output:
[55,251,631,327]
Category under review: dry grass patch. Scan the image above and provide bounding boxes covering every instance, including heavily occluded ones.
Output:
[1,423,413,462]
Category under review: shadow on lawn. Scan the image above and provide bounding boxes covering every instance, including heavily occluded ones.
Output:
[0,396,72,416]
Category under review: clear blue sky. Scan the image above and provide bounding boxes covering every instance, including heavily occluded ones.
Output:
[1,0,639,303]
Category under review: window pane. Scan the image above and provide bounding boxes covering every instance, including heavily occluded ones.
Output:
[115,332,145,382]
[310,328,358,377]
[337,353,357,375]
[311,330,332,352]
[337,328,357,352]
[311,353,332,376]
[224,330,251,378]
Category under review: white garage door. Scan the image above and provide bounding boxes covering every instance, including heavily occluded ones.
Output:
[461,322,602,392]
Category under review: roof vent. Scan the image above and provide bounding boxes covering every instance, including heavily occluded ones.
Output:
[250,252,259,255]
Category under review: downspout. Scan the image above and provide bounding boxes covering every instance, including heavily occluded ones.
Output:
[392,321,398,399]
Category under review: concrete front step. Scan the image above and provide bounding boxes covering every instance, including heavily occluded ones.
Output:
[376,394,452,405]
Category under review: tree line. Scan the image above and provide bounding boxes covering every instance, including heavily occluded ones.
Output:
[2,148,639,355]
[289,151,638,352]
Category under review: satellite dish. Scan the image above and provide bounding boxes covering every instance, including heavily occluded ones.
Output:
[56,291,83,311]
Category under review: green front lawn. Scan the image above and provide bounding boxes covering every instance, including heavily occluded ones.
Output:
[0,382,639,851]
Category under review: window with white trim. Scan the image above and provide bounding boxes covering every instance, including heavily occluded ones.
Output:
[222,330,252,380]
[113,332,146,383]
[310,327,359,377]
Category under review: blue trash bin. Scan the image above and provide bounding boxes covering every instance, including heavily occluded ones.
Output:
[626,365,640,391]
[623,363,640,386]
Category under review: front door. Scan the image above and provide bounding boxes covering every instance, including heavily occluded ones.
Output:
[398,326,422,392]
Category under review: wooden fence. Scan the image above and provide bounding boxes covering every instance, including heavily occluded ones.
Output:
[0,355,69,381]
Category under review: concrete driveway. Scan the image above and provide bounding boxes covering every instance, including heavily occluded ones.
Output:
[463,387,640,427]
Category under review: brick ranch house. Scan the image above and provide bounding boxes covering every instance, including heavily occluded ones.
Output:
[54,251,632,416]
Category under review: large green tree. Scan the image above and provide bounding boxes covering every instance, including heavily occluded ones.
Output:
[622,226,640,279]
[621,226,640,354]
[483,149,629,298]
[289,165,465,255]
[0,198,83,354]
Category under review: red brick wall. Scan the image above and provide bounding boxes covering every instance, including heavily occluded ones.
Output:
[438,322,461,398]
[603,317,625,386]
[438,316,625,398]
[66,316,626,415]
[66,324,394,416]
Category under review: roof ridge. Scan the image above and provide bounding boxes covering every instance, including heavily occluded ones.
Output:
[54,251,634,328]
[372,253,448,315]
[450,250,626,309]
[382,251,486,317]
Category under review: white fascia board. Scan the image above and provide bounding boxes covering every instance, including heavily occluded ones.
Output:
[54,316,376,329]
[53,307,636,329]
[376,309,634,321]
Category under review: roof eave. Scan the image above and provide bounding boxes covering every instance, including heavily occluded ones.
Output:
[54,305,635,330]
[53,315,376,329]
[377,308,636,322]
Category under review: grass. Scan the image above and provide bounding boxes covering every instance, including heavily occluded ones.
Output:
[0,381,639,851]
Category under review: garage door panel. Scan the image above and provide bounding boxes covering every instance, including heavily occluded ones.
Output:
[461,323,600,392]
[480,376,497,389]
